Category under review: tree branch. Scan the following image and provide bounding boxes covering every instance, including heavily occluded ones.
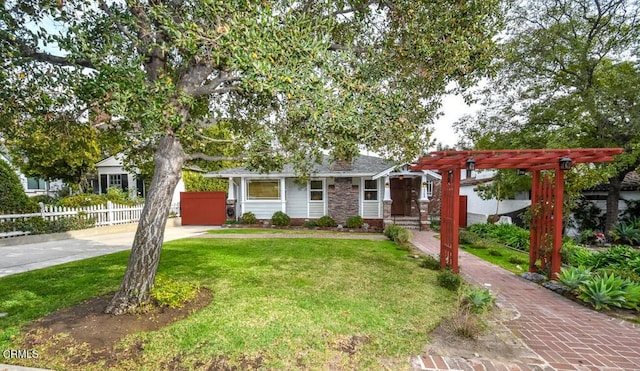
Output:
[186,153,244,161]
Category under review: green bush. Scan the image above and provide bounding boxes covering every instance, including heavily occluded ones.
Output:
[303,220,317,228]
[558,266,592,291]
[0,216,94,234]
[561,241,596,267]
[271,211,291,226]
[419,255,441,270]
[345,215,364,229]
[316,215,336,228]
[30,194,57,205]
[487,248,502,257]
[383,224,402,240]
[394,227,411,245]
[240,212,258,224]
[621,281,640,311]
[459,230,481,245]
[508,255,527,265]
[152,276,201,309]
[437,270,462,291]
[468,223,530,251]
[463,287,495,313]
[577,273,627,310]
[57,193,110,207]
[0,160,38,213]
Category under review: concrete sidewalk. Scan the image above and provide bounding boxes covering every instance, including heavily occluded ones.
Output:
[0,224,211,278]
[411,231,640,371]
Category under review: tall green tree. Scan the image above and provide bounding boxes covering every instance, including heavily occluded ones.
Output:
[1,0,503,314]
[456,0,640,235]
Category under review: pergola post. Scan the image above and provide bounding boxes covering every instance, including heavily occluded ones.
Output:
[529,170,540,273]
[440,169,460,272]
[552,166,565,279]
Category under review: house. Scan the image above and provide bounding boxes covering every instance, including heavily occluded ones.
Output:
[205,155,441,230]
[93,155,185,204]
[0,148,64,197]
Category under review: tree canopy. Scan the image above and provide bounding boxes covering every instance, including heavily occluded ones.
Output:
[1,0,504,313]
[456,0,640,234]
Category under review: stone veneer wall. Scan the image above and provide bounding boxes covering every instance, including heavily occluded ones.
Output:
[327,177,360,224]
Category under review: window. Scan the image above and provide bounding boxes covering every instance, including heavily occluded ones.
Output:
[309,180,323,201]
[364,179,378,201]
[109,174,122,188]
[27,177,46,190]
[247,180,280,200]
[424,180,434,197]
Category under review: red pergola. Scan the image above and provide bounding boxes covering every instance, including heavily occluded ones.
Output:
[410,148,622,278]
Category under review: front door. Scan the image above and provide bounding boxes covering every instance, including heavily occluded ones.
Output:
[390,178,412,216]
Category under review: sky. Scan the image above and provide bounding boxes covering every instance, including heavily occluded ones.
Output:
[431,93,479,149]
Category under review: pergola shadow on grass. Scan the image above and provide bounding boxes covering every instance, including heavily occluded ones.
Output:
[411,148,622,278]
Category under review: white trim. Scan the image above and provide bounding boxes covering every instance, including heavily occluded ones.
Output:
[280,178,286,212]
[227,177,236,201]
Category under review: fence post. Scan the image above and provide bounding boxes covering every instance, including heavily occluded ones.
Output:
[107,201,114,226]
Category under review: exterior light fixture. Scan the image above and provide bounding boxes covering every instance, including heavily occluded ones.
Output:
[466,158,476,171]
[559,157,572,171]
[516,168,527,176]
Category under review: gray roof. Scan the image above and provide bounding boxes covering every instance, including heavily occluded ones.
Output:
[206,155,399,178]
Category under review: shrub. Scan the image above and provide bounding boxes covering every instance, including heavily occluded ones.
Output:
[57,193,109,207]
[463,287,495,313]
[383,224,402,240]
[0,216,94,235]
[487,248,502,257]
[0,159,38,213]
[429,216,441,232]
[621,281,640,311]
[557,266,592,291]
[30,194,57,205]
[152,276,201,309]
[577,273,627,310]
[394,227,411,245]
[437,270,462,291]
[316,215,336,228]
[508,255,527,265]
[240,212,258,224]
[303,220,317,228]
[345,215,364,229]
[609,222,640,246]
[459,230,481,245]
[561,241,595,268]
[419,255,441,270]
[271,211,291,226]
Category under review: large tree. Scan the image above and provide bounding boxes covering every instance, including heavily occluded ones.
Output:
[456,0,640,235]
[1,0,503,314]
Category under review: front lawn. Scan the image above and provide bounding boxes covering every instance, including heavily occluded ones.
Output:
[0,237,455,370]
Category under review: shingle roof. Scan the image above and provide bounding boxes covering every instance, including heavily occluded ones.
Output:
[206,155,399,178]
[586,171,640,192]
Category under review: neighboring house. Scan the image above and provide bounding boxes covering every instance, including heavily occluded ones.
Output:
[205,155,441,230]
[93,155,185,204]
[0,149,64,197]
[460,169,531,226]
[580,171,640,214]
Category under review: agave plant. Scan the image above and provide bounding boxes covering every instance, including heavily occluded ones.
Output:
[621,281,640,311]
[578,273,626,310]
[557,266,592,291]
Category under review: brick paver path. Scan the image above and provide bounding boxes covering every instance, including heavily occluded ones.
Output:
[411,231,640,371]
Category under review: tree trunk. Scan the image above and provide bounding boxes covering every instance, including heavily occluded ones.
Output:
[104,135,186,315]
[604,174,624,238]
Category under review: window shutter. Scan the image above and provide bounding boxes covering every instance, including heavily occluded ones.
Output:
[100,174,107,194]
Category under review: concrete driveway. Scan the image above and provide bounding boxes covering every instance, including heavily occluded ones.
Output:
[0,224,212,278]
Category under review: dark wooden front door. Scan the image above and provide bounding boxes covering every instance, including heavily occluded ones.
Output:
[390,178,412,216]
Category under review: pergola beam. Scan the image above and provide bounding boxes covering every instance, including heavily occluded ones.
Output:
[411,148,623,277]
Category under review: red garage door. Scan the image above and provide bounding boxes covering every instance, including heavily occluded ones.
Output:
[180,192,226,225]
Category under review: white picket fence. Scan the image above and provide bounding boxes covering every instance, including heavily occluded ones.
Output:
[0,202,181,236]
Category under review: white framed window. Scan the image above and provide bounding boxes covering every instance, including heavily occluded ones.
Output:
[363,179,378,201]
[27,177,46,190]
[247,180,280,200]
[425,180,434,197]
[309,179,324,201]
[109,174,122,188]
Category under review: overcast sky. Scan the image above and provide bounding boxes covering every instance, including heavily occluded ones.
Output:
[431,93,478,149]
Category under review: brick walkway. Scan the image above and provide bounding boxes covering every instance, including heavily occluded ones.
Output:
[410,231,640,371]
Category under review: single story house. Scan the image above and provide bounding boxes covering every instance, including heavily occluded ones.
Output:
[205,155,441,230]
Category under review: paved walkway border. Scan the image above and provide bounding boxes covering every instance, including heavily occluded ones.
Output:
[410,231,640,371]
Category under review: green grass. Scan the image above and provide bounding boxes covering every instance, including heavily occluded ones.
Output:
[208,228,373,235]
[0,237,454,369]
[461,242,529,274]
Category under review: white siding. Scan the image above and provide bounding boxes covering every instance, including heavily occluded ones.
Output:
[243,201,282,219]
[309,203,325,218]
[362,202,379,218]
[286,179,307,218]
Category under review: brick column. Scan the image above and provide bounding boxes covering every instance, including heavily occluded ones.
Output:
[226,200,237,222]
[383,200,393,229]
[418,200,430,231]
